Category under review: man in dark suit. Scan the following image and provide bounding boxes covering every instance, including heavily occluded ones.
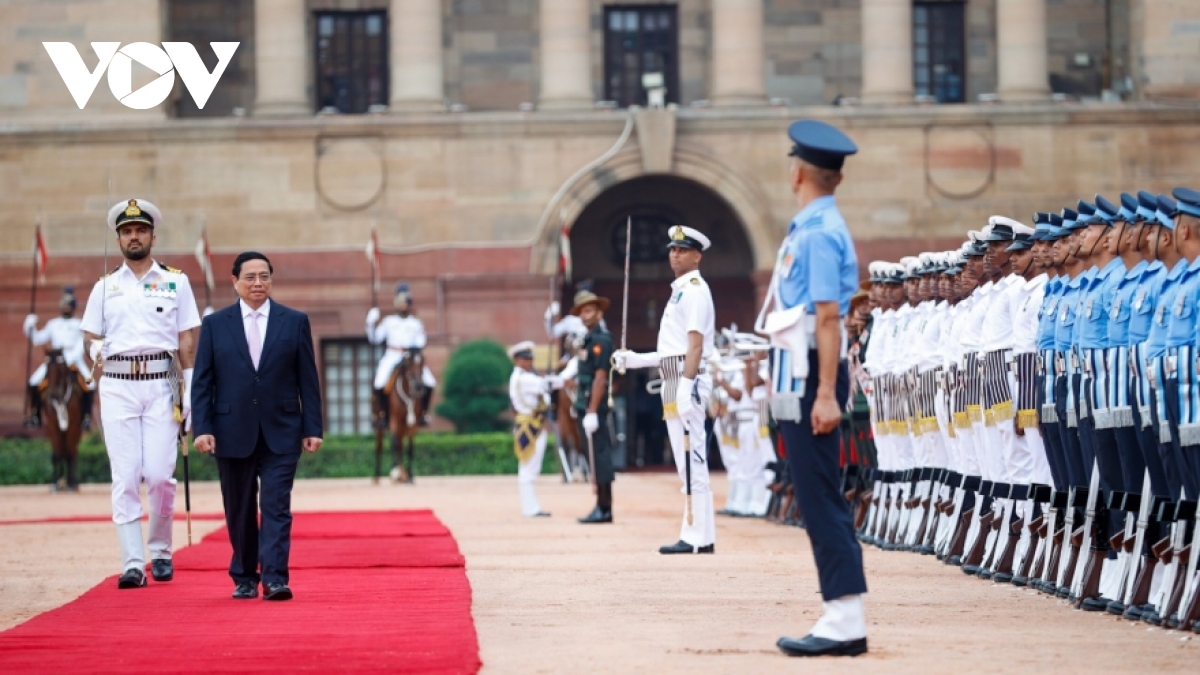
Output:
[192,251,323,601]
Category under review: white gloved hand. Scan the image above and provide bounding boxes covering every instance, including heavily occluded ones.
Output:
[544,302,561,322]
[582,412,599,435]
[675,377,696,419]
[366,307,381,324]
[182,368,194,431]
[558,358,578,382]
[615,350,661,370]
[23,314,37,335]
[88,339,105,363]
[544,375,565,390]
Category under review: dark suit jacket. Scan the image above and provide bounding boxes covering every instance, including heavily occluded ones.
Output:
[192,300,323,458]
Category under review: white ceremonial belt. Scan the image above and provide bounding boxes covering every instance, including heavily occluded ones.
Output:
[103,358,171,376]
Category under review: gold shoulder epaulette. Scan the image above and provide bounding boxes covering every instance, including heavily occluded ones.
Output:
[99,264,121,280]
[158,262,183,274]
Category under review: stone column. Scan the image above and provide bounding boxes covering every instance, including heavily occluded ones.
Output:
[538,0,593,109]
[860,0,913,104]
[996,0,1051,101]
[390,0,445,112]
[710,0,766,106]
[253,0,309,116]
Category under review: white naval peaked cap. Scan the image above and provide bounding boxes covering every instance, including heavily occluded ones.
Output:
[507,340,537,360]
[967,229,983,243]
[1010,221,1036,237]
[107,198,163,231]
[666,225,711,251]
[868,261,885,275]
[988,215,1025,231]
[901,256,921,275]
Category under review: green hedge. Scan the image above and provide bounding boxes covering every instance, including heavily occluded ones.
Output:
[0,432,561,486]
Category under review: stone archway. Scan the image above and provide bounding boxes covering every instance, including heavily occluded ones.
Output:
[530,143,778,278]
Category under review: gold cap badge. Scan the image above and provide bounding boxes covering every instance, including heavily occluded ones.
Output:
[671,226,686,241]
[124,199,141,217]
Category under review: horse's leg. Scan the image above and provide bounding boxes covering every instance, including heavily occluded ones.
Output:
[67,421,81,491]
[406,433,415,484]
[373,428,383,485]
[390,429,401,483]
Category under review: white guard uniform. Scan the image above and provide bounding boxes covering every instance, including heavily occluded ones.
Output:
[368,313,437,389]
[27,316,92,389]
[510,365,554,516]
[659,270,717,547]
[80,260,201,572]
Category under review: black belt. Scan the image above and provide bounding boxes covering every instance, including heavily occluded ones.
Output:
[104,371,170,381]
[107,351,171,362]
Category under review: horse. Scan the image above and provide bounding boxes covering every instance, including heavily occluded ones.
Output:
[40,349,85,492]
[373,348,425,484]
[552,378,590,481]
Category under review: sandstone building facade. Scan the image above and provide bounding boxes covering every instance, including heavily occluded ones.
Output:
[1,0,1198,441]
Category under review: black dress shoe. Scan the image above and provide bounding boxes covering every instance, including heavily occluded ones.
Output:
[150,558,173,582]
[577,507,612,524]
[962,564,982,576]
[263,583,293,601]
[658,540,714,554]
[777,634,868,658]
[1122,604,1145,621]
[533,511,551,517]
[1010,574,1028,587]
[1105,599,1126,616]
[947,555,963,566]
[993,571,1014,584]
[117,568,146,589]
[232,583,258,599]
[1080,596,1109,612]
[717,508,736,516]
[978,568,995,580]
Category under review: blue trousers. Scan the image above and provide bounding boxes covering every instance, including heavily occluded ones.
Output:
[780,356,867,602]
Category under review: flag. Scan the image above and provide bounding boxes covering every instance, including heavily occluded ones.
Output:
[558,220,572,284]
[33,225,48,285]
[194,226,214,291]
[366,226,381,292]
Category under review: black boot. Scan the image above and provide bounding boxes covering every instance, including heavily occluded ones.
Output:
[420,387,434,427]
[80,389,95,431]
[578,484,613,523]
[373,389,389,430]
[25,385,41,428]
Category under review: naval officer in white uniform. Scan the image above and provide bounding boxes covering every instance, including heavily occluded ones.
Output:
[81,198,201,589]
[614,225,717,554]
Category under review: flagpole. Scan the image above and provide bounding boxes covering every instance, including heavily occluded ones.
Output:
[371,221,379,310]
[201,218,211,311]
[23,218,42,424]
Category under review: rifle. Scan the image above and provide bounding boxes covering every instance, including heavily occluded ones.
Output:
[1172,502,1200,629]
[1073,489,1120,609]
[1156,500,1196,626]
[1122,494,1169,619]
[993,485,1029,582]
[1013,511,1044,585]
[1068,462,1105,603]
[1116,474,1153,614]
[1036,489,1068,591]
[1053,484,1089,596]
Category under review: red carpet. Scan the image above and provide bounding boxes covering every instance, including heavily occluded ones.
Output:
[0,510,481,674]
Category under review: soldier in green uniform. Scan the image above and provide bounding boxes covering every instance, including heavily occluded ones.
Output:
[570,290,616,524]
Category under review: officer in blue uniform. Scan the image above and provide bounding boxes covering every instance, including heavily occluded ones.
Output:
[769,120,868,658]
[1162,191,1200,499]
[1034,214,1069,493]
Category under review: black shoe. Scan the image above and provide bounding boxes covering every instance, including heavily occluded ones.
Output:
[532,511,551,517]
[81,414,92,431]
[117,568,146,589]
[916,545,935,556]
[1011,575,1028,587]
[717,508,737,517]
[577,507,612,524]
[947,555,963,566]
[25,414,41,428]
[962,564,982,576]
[1105,600,1126,616]
[232,583,258,599]
[658,540,714,554]
[150,558,173,582]
[1080,596,1109,612]
[777,635,868,658]
[263,583,293,601]
[1122,604,1146,621]
[993,572,1014,584]
[978,568,995,580]
[1141,611,1162,626]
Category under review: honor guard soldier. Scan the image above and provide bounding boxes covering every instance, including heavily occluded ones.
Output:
[614,225,718,554]
[25,286,96,429]
[366,282,437,427]
[762,120,867,657]
[508,341,563,517]
[571,290,616,523]
[80,199,201,589]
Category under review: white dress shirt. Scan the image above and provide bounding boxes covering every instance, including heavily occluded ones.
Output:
[1012,274,1048,355]
[657,270,715,359]
[241,298,271,355]
[979,274,1023,353]
[368,313,427,349]
[80,260,202,358]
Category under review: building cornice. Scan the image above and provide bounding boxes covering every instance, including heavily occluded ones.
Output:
[2,102,1198,145]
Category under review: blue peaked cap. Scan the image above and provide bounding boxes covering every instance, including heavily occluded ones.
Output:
[1173,187,1200,219]
[1136,191,1158,222]
[787,120,858,171]
[1155,195,1177,229]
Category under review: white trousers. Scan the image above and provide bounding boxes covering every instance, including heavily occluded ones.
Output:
[99,376,179,568]
[517,430,548,516]
[665,376,714,547]
[714,418,739,511]
[733,420,770,515]
[373,351,437,390]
